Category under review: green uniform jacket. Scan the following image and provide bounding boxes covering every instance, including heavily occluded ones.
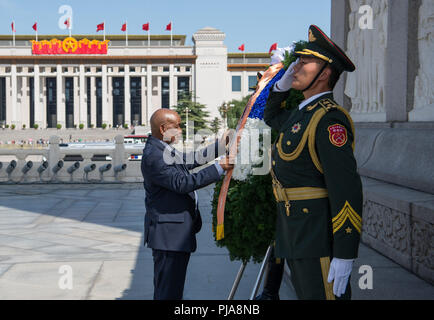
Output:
[264,90,363,260]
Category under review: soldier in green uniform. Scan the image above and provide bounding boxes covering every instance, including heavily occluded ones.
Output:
[262,25,363,300]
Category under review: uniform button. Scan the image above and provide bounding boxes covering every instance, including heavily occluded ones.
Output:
[286,140,291,146]
[302,208,309,213]
[272,161,276,166]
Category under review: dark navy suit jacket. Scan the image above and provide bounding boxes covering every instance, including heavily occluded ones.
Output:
[141,135,224,253]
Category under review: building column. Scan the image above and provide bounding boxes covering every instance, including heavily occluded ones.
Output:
[108,76,113,127]
[169,64,175,108]
[56,64,65,128]
[20,74,29,129]
[73,75,79,127]
[146,64,152,122]
[242,70,247,98]
[102,65,109,126]
[90,75,96,127]
[33,66,40,129]
[191,64,195,97]
[79,65,87,127]
[124,64,131,126]
[331,0,351,109]
[141,75,146,125]
[11,64,17,127]
[385,0,419,122]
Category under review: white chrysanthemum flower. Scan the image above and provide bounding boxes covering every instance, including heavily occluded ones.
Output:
[232,118,271,182]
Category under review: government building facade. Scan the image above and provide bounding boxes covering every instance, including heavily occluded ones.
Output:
[0,27,270,129]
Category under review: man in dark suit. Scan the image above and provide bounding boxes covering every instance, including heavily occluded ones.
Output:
[141,109,233,300]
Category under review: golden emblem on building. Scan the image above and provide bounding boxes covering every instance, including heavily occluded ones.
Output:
[62,37,78,53]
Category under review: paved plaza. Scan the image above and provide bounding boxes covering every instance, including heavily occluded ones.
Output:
[0,182,433,300]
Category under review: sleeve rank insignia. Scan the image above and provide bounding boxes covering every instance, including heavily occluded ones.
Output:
[332,201,362,234]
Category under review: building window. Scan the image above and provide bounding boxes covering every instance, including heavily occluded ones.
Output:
[177,77,190,100]
[232,76,241,92]
[161,77,170,108]
[248,76,257,91]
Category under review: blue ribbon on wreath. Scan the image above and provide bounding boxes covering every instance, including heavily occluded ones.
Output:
[248,68,285,120]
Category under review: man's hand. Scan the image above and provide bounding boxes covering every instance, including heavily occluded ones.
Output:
[219,155,235,171]
[274,58,299,92]
[327,258,354,297]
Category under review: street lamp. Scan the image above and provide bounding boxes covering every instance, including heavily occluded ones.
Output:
[185,107,190,142]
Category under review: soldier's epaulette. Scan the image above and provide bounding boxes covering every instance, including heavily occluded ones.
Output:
[318,98,339,112]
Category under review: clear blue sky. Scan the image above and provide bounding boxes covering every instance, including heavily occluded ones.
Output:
[0,0,331,52]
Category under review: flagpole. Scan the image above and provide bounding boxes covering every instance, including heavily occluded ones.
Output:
[126,20,128,47]
[170,21,173,47]
[148,29,150,47]
[69,19,72,37]
[12,21,15,47]
[103,20,106,41]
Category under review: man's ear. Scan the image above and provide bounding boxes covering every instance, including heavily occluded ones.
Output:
[159,124,166,137]
[319,66,332,82]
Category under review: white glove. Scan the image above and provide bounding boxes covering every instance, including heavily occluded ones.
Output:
[270,45,294,65]
[327,258,354,297]
[273,58,299,92]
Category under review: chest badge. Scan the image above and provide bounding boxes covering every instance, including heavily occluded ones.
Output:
[291,123,302,134]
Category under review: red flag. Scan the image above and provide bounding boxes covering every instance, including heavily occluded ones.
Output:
[64,18,70,29]
[165,22,172,31]
[11,22,16,33]
[142,23,149,31]
[121,23,127,32]
[238,44,245,52]
[96,23,104,32]
[269,43,277,54]
[32,23,37,31]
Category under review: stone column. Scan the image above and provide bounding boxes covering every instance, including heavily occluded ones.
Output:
[20,74,29,129]
[331,0,351,109]
[191,64,195,96]
[102,64,109,126]
[56,64,65,129]
[147,64,153,120]
[108,75,113,127]
[141,75,146,125]
[41,76,47,129]
[242,70,248,98]
[11,64,17,127]
[33,65,42,128]
[79,65,87,127]
[124,64,131,126]
[385,0,420,122]
[169,64,175,108]
[90,75,96,127]
[73,75,79,127]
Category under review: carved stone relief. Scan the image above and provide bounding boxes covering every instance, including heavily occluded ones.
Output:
[345,0,388,116]
[362,199,410,255]
[411,0,434,121]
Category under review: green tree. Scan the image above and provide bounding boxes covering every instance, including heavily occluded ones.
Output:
[219,96,251,130]
[174,92,210,138]
[210,117,221,137]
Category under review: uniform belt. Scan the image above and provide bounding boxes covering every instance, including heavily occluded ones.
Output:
[270,167,328,216]
[272,186,328,202]
[272,179,328,216]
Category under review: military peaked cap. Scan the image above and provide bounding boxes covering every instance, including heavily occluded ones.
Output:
[295,25,356,73]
